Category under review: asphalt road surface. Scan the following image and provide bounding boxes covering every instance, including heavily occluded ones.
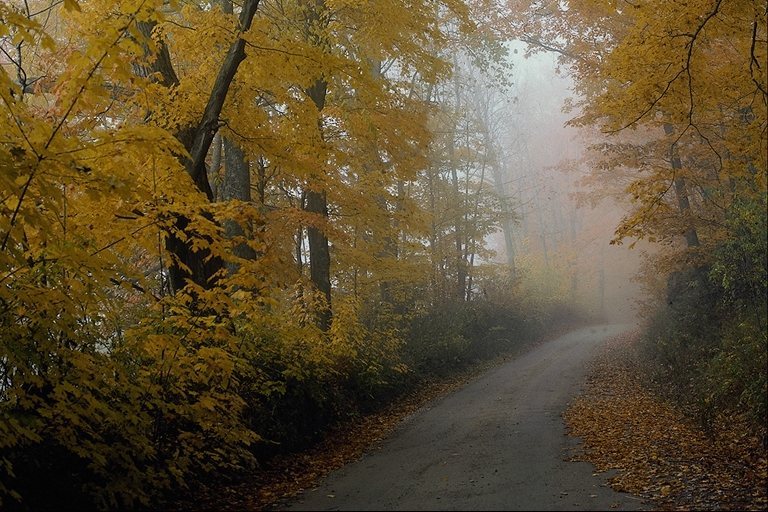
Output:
[286,324,647,511]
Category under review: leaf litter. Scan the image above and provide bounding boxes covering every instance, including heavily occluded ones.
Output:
[563,331,767,511]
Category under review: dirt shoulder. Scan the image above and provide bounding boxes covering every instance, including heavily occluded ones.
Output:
[564,331,768,511]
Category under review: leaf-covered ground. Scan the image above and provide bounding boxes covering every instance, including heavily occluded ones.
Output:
[564,331,768,511]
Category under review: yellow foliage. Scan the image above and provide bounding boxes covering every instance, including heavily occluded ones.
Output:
[0,0,511,506]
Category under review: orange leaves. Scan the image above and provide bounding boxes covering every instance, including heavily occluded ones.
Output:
[1,0,543,507]
[522,0,767,263]
[565,332,768,511]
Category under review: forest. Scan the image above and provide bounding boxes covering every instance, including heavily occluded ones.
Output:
[0,0,765,509]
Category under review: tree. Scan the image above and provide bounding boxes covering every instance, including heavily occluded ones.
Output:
[0,0,526,507]
[509,0,767,430]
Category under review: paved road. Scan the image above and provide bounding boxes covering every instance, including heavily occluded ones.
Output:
[286,324,647,511]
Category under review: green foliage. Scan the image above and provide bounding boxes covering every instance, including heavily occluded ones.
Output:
[704,319,767,429]
[403,301,476,375]
[704,197,768,428]
[710,198,768,317]
[642,198,767,433]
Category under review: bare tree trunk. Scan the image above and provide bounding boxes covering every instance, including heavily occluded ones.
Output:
[380,178,405,305]
[207,0,258,275]
[364,59,399,305]
[220,138,256,268]
[301,0,333,330]
[208,132,223,200]
[427,166,440,302]
[447,56,467,301]
[598,244,606,319]
[569,209,578,300]
[490,162,516,276]
[535,188,550,268]
[296,228,304,272]
[451,159,466,300]
[306,186,332,331]
[305,77,332,330]
[464,145,488,301]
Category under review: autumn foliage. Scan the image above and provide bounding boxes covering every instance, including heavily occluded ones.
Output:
[2,0,765,508]
[565,332,767,510]
[513,0,767,437]
[0,0,588,508]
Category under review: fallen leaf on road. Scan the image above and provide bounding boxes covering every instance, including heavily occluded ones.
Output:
[564,332,767,511]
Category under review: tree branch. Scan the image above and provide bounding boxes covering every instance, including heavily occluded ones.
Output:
[184,0,261,200]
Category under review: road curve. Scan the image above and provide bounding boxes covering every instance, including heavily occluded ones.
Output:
[285,324,646,511]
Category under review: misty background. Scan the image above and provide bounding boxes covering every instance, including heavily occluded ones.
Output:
[466,41,648,323]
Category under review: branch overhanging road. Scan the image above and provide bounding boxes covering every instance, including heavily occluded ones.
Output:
[285,324,647,511]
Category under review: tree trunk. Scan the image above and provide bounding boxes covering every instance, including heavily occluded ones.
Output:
[450,71,467,301]
[364,59,399,305]
[490,162,516,276]
[305,77,332,331]
[208,132,223,199]
[380,178,404,305]
[305,188,332,331]
[427,166,440,301]
[135,0,261,295]
[664,124,700,248]
[221,137,256,268]
[598,244,606,319]
[464,144,489,301]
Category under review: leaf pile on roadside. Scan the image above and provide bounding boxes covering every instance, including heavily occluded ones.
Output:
[564,332,767,511]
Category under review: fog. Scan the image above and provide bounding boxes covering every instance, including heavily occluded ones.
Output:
[485,42,651,323]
